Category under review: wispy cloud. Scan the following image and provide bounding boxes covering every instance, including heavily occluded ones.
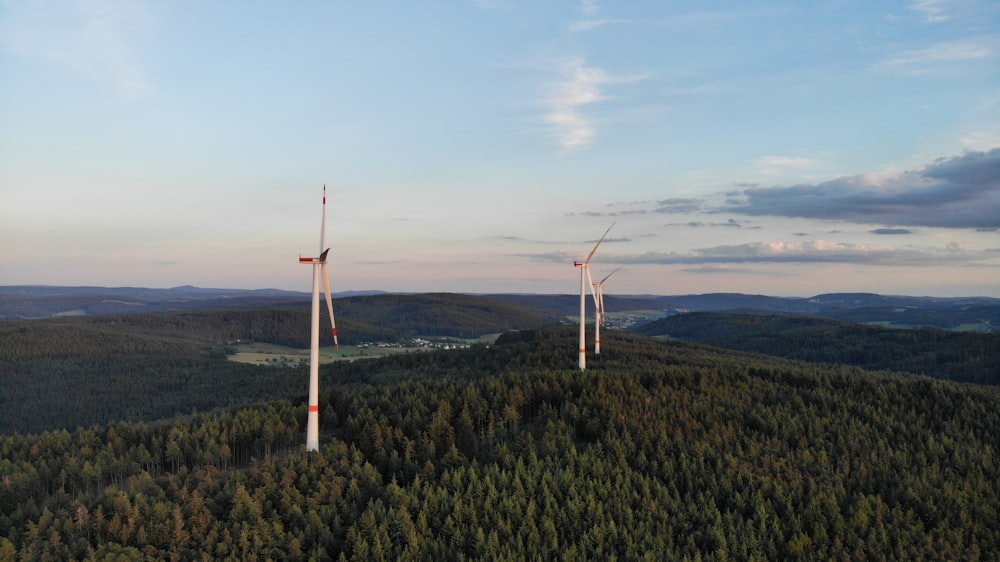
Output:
[613,240,1000,267]
[0,0,152,94]
[871,228,914,235]
[569,18,628,32]
[754,155,818,177]
[962,131,1000,151]
[686,218,746,228]
[568,0,627,32]
[910,0,949,23]
[875,36,998,76]
[721,148,1000,228]
[654,198,704,214]
[681,264,788,276]
[540,57,611,152]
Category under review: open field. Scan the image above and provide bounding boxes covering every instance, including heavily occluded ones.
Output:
[225,334,498,366]
[227,342,431,366]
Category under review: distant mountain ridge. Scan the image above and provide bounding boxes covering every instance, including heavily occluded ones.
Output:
[488,292,999,332]
[2,285,997,331]
[0,285,378,319]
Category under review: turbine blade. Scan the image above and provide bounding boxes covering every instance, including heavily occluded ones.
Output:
[321,262,339,348]
[584,222,615,264]
[587,266,599,309]
[320,185,327,255]
[599,268,619,284]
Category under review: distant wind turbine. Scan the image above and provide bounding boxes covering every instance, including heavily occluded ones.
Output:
[592,268,619,356]
[574,222,614,370]
[298,185,339,452]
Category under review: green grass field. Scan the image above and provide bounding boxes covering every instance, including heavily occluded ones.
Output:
[227,342,429,366]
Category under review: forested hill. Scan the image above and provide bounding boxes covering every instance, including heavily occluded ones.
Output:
[1,327,998,559]
[0,295,560,434]
[0,285,309,318]
[2,293,560,350]
[632,312,1000,385]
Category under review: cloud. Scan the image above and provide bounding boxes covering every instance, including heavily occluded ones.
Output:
[654,198,704,213]
[962,131,1000,151]
[870,228,913,235]
[753,155,818,178]
[521,251,577,264]
[722,148,1000,228]
[520,234,629,264]
[613,240,1000,267]
[539,58,609,151]
[537,57,645,152]
[569,18,628,32]
[579,0,599,17]
[683,219,744,228]
[0,0,152,94]
[569,3,628,32]
[875,36,998,76]
[681,264,785,276]
[910,0,949,22]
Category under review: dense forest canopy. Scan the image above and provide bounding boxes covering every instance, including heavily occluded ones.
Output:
[1,327,998,559]
[634,312,1000,385]
[5,302,992,437]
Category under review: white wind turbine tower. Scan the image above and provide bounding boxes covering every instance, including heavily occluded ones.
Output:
[574,222,614,370]
[298,185,339,452]
[592,268,619,356]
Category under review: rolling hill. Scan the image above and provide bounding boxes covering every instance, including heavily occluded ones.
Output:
[0,326,997,559]
[0,293,561,434]
[633,312,999,385]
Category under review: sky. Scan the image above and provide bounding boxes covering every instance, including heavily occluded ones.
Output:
[1,0,998,297]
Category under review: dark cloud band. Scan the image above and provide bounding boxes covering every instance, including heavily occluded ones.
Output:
[722,148,1000,228]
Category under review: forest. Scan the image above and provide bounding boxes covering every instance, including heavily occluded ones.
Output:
[0,297,560,435]
[1,325,998,560]
[4,301,996,436]
[633,312,1000,385]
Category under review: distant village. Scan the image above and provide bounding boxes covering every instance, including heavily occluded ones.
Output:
[357,338,472,351]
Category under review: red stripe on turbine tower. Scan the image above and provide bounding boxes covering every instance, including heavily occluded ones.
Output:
[309,405,319,412]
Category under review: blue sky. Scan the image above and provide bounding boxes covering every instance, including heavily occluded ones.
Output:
[1,0,998,297]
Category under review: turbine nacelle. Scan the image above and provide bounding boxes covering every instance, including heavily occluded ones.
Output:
[298,248,331,264]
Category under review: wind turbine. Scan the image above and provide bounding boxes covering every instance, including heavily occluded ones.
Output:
[592,268,619,356]
[574,222,614,370]
[298,185,339,452]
